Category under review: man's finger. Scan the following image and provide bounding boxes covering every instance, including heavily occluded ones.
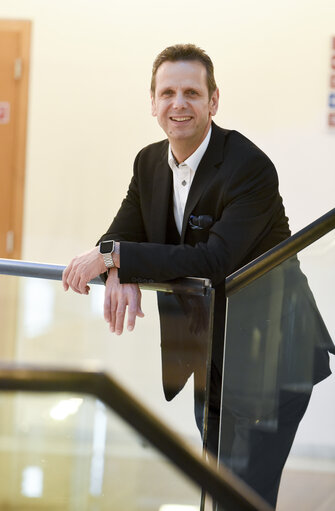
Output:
[115,303,126,335]
[62,265,71,291]
[63,265,79,293]
[127,301,138,331]
[78,273,90,294]
[136,306,145,318]
[109,299,117,333]
[104,289,111,323]
[136,289,145,318]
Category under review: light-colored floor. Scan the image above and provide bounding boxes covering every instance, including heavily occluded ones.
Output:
[203,459,335,511]
[277,468,335,511]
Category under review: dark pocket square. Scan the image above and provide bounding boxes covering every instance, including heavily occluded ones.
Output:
[189,214,214,230]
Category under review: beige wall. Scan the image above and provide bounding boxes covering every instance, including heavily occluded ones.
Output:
[0,0,334,456]
[0,0,334,262]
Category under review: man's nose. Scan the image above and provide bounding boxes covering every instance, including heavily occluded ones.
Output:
[173,91,186,109]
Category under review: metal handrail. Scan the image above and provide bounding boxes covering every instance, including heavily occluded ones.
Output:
[0,363,272,511]
[2,209,334,298]
[225,207,335,296]
[0,259,212,296]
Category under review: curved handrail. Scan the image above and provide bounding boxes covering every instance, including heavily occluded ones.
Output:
[0,259,212,296]
[225,208,335,296]
[0,363,272,511]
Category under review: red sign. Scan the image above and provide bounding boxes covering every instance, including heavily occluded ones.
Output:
[0,102,10,124]
[328,37,335,128]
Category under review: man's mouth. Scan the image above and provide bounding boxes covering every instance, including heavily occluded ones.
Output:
[170,116,192,122]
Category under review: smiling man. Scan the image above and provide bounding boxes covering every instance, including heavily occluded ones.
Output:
[151,59,219,162]
[62,44,333,508]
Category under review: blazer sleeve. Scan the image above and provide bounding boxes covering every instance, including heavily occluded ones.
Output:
[117,152,289,286]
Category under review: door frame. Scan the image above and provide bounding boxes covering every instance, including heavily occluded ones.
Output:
[0,19,31,259]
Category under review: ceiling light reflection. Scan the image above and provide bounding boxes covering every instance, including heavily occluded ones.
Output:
[21,466,43,498]
[159,506,198,511]
[50,398,83,421]
[23,279,54,338]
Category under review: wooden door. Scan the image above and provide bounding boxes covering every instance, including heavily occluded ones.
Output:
[0,20,31,259]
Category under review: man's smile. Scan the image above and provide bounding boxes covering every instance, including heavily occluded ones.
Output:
[170,116,192,122]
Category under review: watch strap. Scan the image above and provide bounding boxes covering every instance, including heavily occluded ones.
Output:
[102,252,115,268]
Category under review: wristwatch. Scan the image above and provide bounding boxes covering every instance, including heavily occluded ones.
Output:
[99,239,115,268]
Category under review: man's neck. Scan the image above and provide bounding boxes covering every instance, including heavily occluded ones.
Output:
[171,143,198,164]
[170,122,212,164]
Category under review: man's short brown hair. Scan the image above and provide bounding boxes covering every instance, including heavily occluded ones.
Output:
[151,44,217,98]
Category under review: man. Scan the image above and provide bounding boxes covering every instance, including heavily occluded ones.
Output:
[63,44,333,507]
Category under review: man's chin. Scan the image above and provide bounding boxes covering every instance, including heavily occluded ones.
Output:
[167,127,194,140]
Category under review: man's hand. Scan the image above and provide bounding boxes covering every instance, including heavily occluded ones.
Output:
[104,268,144,334]
[62,246,106,295]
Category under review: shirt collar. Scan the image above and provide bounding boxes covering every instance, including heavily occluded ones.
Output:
[168,125,212,172]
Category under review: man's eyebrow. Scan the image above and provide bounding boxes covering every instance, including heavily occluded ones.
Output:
[159,87,174,94]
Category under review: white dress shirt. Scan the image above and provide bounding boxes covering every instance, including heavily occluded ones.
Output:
[168,126,212,234]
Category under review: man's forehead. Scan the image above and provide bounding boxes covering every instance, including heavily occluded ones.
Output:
[155,60,207,87]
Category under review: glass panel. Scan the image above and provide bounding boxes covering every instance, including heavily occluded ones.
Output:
[0,273,214,453]
[0,391,201,510]
[219,230,335,509]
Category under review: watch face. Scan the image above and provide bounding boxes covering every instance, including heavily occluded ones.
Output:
[100,240,114,254]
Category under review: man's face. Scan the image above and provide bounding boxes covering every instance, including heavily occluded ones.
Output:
[151,60,219,152]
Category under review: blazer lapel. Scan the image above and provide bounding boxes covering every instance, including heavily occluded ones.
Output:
[150,142,172,243]
[180,123,226,242]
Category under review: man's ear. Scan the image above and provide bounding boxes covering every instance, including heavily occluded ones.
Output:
[151,93,157,117]
[209,88,219,116]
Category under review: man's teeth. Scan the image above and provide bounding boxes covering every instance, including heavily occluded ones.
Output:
[171,117,191,122]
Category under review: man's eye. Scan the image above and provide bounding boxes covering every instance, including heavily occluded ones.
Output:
[187,90,198,96]
[162,90,173,96]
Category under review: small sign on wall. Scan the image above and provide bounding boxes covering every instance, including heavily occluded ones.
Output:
[328,37,335,129]
[0,102,10,124]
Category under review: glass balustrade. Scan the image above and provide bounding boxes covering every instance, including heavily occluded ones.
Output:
[0,391,203,511]
[0,271,214,456]
[218,229,335,511]
[0,267,272,511]
[1,220,334,511]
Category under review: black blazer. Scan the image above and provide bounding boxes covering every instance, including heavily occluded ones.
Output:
[99,122,333,400]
